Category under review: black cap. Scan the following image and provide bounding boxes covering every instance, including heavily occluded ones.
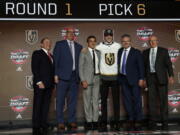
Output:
[104,29,113,36]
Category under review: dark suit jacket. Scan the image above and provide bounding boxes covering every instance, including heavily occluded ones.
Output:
[143,46,174,85]
[53,40,82,81]
[118,47,144,85]
[31,49,54,88]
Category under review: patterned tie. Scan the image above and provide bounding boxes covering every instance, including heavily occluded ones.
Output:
[121,50,127,75]
[69,41,75,70]
[151,48,155,72]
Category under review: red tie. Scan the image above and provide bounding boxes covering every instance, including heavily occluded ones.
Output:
[48,52,52,63]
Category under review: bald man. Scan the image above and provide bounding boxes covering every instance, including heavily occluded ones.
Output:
[143,35,174,130]
[53,28,82,131]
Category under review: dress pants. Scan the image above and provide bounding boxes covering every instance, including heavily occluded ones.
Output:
[83,75,100,122]
[147,73,168,123]
[121,75,143,121]
[56,71,79,124]
[32,86,52,129]
[100,79,120,125]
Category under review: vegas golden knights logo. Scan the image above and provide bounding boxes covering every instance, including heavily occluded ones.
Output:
[105,53,115,66]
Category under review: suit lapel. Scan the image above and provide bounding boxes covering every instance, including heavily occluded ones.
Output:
[118,49,123,66]
[126,47,133,66]
[87,49,93,64]
[155,47,160,67]
[74,42,78,62]
[40,49,53,65]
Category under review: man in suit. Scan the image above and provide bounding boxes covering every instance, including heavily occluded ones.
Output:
[53,28,82,131]
[31,37,54,135]
[143,35,174,130]
[118,34,144,130]
[79,36,100,130]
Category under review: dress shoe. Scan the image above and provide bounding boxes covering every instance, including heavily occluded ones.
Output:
[92,122,98,130]
[57,123,65,132]
[33,128,41,135]
[68,123,77,130]
[134,121,142,131]
[148,121,157,131]
[162,122,168,130]
[99,123,108,132]
[84,122,93,130]
[125,120,135,131]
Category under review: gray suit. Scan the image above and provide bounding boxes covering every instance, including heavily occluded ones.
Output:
[79,48,100,122]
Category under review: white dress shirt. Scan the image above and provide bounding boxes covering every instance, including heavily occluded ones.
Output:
[67,40,75,71]
[149,47,158,73]
[88,47,99,74]
[120,47,131,74]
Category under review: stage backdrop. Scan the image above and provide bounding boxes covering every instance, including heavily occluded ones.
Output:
[0,22,180,125]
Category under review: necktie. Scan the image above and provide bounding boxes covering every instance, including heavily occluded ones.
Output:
[69,41,75,70]
[48,52,52,63]
[151,48,155,72]
[92,50,96,74]
[69,41,73,56]
[121,50,127,75]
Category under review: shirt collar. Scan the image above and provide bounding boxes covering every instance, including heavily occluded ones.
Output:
[88,47,95,52]
[151,46,158,51]
[124,46,131,51]
[41,48,48,54]
[67,39,74,44]
[103,41,114,45]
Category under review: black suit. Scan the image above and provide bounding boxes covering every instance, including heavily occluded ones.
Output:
[31,49,54,129]
[143,47,174,124]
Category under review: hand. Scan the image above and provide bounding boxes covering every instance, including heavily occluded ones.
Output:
[38,82,45,89]
[54,75,59,84]
[143,80,147,88]
[82,81,88,89]
[138,80,144,88]
[169,77,174,85]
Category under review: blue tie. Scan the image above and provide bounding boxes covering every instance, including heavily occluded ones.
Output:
[122,50,127,75]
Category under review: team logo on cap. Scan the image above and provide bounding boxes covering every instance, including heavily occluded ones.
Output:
[175,30,180,42]
[105,53,115,66]
[25,30,38,45]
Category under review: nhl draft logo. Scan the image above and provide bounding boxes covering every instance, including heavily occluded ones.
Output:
[25,76,33,91]
[10,49,29,71]
[168,48,179,63]
[9,96,29,119]
[105,53,115,66]
[137,27,153,41]
[168,90,180,107]
[61,28,80,40]
[25,30,38,45]
[175,30,180,42]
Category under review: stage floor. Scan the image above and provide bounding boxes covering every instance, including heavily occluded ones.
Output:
[0,124,180,135]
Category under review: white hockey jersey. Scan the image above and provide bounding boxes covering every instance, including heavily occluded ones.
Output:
[96,42,121,76]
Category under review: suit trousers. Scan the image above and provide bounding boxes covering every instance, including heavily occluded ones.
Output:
[32,86,52,128]
[147,73,168,123]
[100,79,120,125]
[56,71,79,124]
[121,75,143,121]
[83,75,100,122]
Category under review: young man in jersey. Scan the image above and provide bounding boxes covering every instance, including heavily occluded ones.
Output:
[96,29,122,131]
